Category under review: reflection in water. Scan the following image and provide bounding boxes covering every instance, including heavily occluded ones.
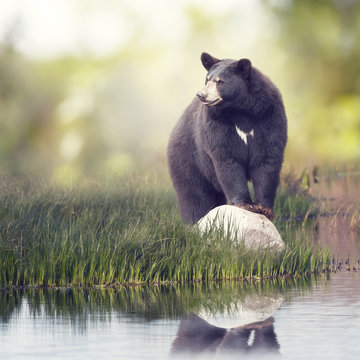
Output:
[282,173,360,261]
[1,277,339,359]
[171,293,283,358]
[312,215,360,260]
[1,273,359,359]
[0,284,287,359]
[313,173,360,260]
[0,280,305,328]
[172,315,280,358]
[198,293,284,328]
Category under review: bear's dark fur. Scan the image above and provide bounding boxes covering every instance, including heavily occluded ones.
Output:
[167,53,287,224]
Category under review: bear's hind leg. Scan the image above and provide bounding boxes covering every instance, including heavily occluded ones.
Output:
[177,183,226,225]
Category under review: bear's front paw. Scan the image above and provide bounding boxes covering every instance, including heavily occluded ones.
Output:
[233,202,274,221]
[233,202,257,213]
[255,204,274,221]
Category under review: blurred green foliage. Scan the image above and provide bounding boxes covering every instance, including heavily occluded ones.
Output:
[0,41,62,174]
[265,0,360,165]
[267,0,360,99]
[0,1,359,180]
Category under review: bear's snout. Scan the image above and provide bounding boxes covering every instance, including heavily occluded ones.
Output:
[196,91,206,102]
[196,81,223,106]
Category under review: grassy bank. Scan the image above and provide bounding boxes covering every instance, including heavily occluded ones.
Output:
[0,174,328,288]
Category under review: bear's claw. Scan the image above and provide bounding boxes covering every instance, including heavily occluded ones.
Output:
[233,203,274,221]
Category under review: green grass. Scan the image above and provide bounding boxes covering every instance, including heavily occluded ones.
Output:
[0,174,329,288]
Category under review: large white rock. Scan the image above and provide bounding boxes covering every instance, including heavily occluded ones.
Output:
[197,205,284,251]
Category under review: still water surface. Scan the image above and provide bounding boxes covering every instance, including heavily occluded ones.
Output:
[1,274,360,359]
[1,173,360,359]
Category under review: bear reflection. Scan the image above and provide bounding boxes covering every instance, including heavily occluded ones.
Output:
[171,313,280,358]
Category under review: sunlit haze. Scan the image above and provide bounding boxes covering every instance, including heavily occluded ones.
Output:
[0,0,264,59]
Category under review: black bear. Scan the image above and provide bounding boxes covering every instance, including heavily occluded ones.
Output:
[167,53,287,224]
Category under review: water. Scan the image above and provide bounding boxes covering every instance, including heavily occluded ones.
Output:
[1,276,360,359]
[1,173,360,359]
[310,172,360,260]
[277,273,360,359]
[0,288,180,359]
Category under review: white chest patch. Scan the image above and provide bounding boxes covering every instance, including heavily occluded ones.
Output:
[236,126,254,145]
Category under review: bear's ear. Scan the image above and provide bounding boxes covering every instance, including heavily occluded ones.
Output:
[201,52,220,71]
[235,59,252,80]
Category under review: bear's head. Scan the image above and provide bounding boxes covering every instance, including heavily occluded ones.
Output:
[196,52,252,109]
